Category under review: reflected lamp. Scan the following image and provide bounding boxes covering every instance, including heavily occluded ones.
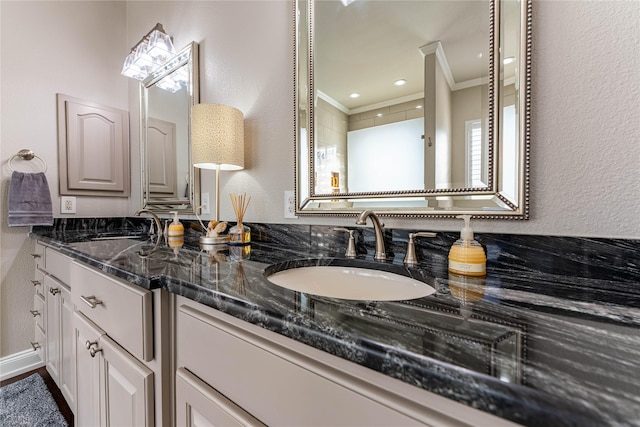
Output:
[192,103,245,222]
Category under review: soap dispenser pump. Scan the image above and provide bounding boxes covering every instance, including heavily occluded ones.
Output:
[448,215,486,277]
[167,211,184,248]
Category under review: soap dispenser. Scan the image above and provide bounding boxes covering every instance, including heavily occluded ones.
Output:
[167,211,184,248]
[448,215,486,277]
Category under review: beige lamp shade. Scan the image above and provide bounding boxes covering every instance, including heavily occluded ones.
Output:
[192,103,244,170]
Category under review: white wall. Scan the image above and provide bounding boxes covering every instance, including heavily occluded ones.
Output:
[128,0,640,238]
[0,1,129,357]
[1,0,639,357]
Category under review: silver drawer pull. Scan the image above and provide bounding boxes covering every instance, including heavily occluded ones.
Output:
[30,253,41,259]
[30,310,40,317]
[31,280,41,286]
[85,340,99,350]
[30,342,41,351]
[89,347,103,358]
[80,295,103,309]
[49,287,60,296]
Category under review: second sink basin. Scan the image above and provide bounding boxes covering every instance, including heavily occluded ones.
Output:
[265,263,435,301]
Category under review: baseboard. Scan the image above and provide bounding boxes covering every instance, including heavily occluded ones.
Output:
[0,349,45,381]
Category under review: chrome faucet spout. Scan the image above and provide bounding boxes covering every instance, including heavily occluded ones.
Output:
[355,210,386,261]
[134,209,162,236]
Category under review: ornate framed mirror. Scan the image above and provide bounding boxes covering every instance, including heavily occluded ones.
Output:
[295,0,531,218]
[141,41,200,214]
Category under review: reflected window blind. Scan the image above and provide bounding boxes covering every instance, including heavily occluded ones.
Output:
[466,119,483,187]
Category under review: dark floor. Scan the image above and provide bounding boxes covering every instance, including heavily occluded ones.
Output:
[1,366,74,426]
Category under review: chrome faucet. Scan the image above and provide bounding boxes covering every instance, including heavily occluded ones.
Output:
[355,210,386,261]
[134,209,164,257]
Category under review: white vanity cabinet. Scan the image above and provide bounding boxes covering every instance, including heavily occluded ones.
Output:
[71,261,156,427]
[175,295,514,427]
[29,243,46,360]
[32,244,76,413]
[30,267,46,362]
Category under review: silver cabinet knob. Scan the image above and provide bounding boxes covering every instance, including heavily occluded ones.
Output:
[30,253,41,259]
[85,340,98,350]
[49,287,60,296]
[30,342,41,351]
[89,347,103,358]
[30,310,40,317]
[31,280,41,286]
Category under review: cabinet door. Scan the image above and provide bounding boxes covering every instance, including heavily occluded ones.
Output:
[176,367,265,427]
[45,275,61,384]
[74,312,102,427]
[60,285,76,412]
[147,118,177,197]
[57,94,130,197]
[100,335,154,427]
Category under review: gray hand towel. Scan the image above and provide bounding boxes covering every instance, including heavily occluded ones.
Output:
[8,171,54,227]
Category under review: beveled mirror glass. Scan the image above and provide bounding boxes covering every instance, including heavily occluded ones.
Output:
[295,0,531,218]
[141,42,200,213]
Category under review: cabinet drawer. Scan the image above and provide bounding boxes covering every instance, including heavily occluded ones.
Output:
[32,242,46,271]
[176,367,265,427]
[33,325,46,360]
[33,294,45,333]
[45,247,71,284]
[71,261,152,362]
[33,269,45,299]
[177,303,424,426]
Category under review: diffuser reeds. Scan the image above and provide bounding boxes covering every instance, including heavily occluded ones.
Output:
[229,193,251,244]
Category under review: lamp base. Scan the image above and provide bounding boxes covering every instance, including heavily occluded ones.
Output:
[199,235,228,248]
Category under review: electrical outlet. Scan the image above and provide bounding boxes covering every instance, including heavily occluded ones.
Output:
[61,196,76,214]
[284,191,297,218]
[201,192,210,215]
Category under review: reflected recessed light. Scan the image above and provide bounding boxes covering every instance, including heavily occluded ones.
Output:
[394,79,407,86]
[376,113,383,117]
[476,52,483,59]
[504,56,516,65]
[349,93,360,98]
[416,105,423,109]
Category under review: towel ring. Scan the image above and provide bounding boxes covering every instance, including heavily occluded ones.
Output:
[8,149,48,173]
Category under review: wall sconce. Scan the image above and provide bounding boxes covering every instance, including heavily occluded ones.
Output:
[192,103,245,222]
[121,23,176,81]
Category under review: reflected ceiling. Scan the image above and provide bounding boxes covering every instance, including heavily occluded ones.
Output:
[315,0,499,111]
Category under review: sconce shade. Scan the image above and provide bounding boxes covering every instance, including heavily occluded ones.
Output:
[192,104,245,171]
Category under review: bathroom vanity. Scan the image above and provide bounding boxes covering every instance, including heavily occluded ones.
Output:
[29,219,640,426]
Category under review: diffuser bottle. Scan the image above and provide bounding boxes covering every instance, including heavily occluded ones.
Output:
[448,215,486,277]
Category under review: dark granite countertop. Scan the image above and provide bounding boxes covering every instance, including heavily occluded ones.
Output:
[31,220,640,427]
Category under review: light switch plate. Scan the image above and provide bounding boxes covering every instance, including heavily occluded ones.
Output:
[61,196,76,214]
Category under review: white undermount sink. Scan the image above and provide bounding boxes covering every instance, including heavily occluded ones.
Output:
[266,265,436,301]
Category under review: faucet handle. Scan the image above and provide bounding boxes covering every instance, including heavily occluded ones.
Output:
[403,232,437,266]
[148,218,156,236]
[333,228,357,258]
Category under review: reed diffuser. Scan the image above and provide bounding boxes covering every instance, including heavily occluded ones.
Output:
[229,193,251,245]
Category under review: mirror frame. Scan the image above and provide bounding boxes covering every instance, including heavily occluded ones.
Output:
[140,41,200,214]
[294,0,532,219]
